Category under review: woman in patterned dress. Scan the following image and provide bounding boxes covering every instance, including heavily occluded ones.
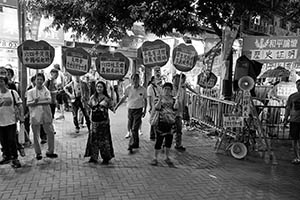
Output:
[84,81,115,164]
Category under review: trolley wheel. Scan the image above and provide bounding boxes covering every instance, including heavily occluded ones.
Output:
[230,142,247,159]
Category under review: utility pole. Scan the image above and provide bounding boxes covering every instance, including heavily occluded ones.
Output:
[17,0,27,105]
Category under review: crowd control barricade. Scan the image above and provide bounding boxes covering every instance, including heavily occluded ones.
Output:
[188,93,290,140]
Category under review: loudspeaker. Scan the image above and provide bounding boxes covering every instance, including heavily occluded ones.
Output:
[238,76,254,91]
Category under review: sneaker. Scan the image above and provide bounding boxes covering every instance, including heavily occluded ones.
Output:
[18,149,26,157]
[125,132,131,139]
[11,159,21,168]
[0,158,10,165]
[175,146,186,151]
[36,154,42,160]
[46,153,58,158]
[150,159,158,166]
[75,128,80,133]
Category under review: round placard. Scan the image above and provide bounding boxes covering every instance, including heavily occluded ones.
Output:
[63,47,91,76]
[172,43,198,72]
[96,52,129,80]
[17,40,55,69]
[197,72,218,89]
[137,39,170,68]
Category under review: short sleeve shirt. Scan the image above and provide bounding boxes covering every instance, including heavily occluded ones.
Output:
[147,84,161,104]
[124,85,147,109]
[0,90,22,126]
[27,86,53,125]
[286,92,300,122]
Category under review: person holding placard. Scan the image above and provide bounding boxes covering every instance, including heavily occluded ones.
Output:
[27,73,58,160]
[64,76,90,133]
[115,74,147,153]
[84,81,115,164]
[172,74,198,151]
[150,82,178,166]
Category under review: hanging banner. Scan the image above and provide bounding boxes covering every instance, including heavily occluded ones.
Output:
[197,71,218,89]
[203,41,222,72]
[137,39,170,68]
[96,52,129,80]
[172,43,198,72]
[17,40,55,69]
[62,47,91,76]
[242,36,300,71]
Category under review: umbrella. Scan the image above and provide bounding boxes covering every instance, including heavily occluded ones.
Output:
[259,66,290,78]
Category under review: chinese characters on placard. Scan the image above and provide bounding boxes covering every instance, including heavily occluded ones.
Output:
[23,50,51,65]
[223,116,244,128]
[142,47,168,65]
[249,38,299,70]
[173,50,195,69]
[66,56,88,72]
[100,61,125,75]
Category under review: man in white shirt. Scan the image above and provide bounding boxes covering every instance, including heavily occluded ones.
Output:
[27,73,58,160]
[115,74,147,153]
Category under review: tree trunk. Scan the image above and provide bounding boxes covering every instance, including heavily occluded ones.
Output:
[222,50,233,100]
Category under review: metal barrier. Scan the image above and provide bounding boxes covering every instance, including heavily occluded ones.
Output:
[188,94,290,140]
[188,94,236,131]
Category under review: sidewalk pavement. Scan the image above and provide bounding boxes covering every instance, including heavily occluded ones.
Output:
[0,104,300,200]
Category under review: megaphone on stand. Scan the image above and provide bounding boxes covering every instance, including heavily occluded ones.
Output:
[238,76,254,91]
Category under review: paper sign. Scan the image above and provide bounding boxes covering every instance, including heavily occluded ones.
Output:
[138,39,170,68]
[223,114,244,128]
[63,47,91,76]
[17,40,55,69]
[172,43,198,72]
[197,72,218,88]
[96,52,129,80]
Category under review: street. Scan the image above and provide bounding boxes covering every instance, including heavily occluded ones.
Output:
[0,104,300,200]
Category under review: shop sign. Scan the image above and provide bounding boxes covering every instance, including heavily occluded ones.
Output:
[96,52,129,80]
[242,36,300,70]
[223,114,244,128]
[63,47,91,76]
[17,40,55,69]
[172,43,197,72]
[137,39,170,68]
[197,72,217,88]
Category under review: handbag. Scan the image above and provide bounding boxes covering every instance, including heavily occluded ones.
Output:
[11,90,21,122]
[150,110,160,126]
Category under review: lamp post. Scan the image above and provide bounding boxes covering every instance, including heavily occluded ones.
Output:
[17,0,27,106]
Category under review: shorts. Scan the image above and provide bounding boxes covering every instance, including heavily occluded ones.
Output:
[290,122,300,140]
[56,91,69,104]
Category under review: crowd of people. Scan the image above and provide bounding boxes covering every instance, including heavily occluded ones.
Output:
[0,64,196,168]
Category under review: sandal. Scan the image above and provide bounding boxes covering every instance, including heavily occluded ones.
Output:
[150,159,158,166]
[165,158,173,165]
[291,158,300,164]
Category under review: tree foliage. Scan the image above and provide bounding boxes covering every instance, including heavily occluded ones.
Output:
[27,0,299,42]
